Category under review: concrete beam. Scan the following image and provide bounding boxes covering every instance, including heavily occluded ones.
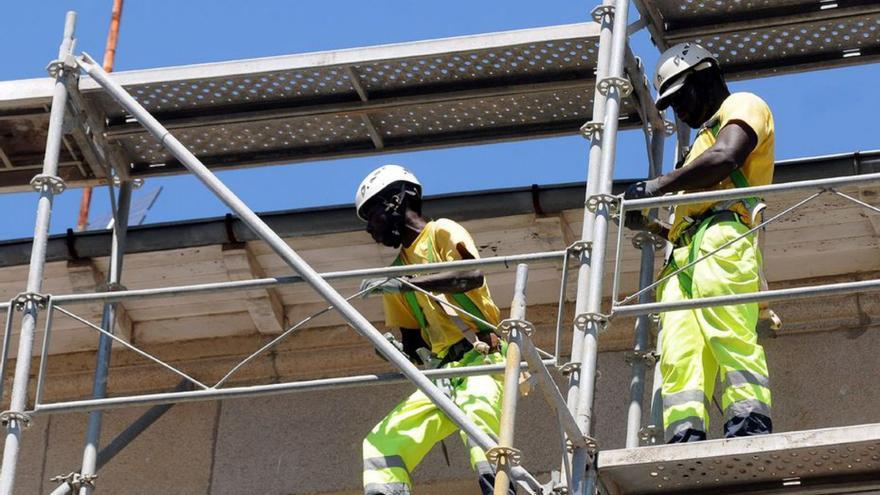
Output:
[221,243,287,334]
[66,259,134,345]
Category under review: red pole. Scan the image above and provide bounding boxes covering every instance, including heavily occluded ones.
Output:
[76,0,124,231]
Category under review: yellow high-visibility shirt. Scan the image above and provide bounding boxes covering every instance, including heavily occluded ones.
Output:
[382,219,501,357]
[669,92,775,242]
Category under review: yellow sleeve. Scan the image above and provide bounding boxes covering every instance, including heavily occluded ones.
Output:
[432,219,481,262]
[720,92,773,147]
[382,292,420,329]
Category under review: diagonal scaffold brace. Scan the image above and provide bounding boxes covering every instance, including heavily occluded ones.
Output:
[74,52,546,493]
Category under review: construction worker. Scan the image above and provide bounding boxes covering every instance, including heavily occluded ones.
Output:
[623,43,773,443]
[355,165,515,495]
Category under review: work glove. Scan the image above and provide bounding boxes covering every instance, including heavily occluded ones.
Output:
[622,179,661,231]
[475,331,503,354]
[375,332,407,362]
[359,277,410,298]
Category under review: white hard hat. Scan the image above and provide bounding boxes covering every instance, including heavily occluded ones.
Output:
[654,42,718,110]
[355,164,422,221]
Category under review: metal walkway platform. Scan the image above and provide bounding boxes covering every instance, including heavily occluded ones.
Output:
[0,22,636,192]
[635,0,880,79]
[598,423,880,494]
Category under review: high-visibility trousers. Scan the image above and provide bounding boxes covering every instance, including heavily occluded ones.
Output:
[658,219,772,442]
[363,349,505,495]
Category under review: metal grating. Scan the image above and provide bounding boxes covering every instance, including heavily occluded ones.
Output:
[638,0,880,79]
[598,424,880,494]
[0,23,639,191]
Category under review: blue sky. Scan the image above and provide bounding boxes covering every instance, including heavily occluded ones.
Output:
[1,1,878,240]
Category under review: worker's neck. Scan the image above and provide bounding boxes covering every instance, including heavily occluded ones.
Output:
[700,86,731,124]
[400,210,427,248]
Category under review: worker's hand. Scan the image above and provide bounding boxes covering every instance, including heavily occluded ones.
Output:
[359,277,410,297]
[476,331,503,354]
[623,179,661,231]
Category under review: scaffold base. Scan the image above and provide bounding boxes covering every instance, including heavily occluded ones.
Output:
[598,423,880,494]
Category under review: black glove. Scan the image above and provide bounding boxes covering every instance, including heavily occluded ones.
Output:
[623,179,661,231]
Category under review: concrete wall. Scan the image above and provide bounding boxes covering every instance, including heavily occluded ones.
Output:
[4,323,879,494]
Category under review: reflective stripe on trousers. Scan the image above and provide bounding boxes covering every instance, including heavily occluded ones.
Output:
[363,350,505,494]
[659,220,771,441]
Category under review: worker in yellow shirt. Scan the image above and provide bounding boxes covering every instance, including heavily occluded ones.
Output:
[354,165,515,495]
[623,43,773,443]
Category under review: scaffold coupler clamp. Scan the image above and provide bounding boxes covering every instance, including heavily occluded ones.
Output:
[579,120,604,140]
[639,424,663,445]
[567,435,600,457]
[597,76,633,98]
[585,194,620,221]
[591,4,615,22]
[51,472,97,491]
[0,410,32,429]
[625,349,659,367]
[663,119,676,136]
[112,176,145,189]
[632,231,667,251]
[13,292,49,311]
[486,446,522,468]
[558,360,580,377]
[498,319,535,339]
[567,240,592,265]
[97,282,128,293]
[30,174,67,195]
[574,312,611,334]
[45,54,79,79]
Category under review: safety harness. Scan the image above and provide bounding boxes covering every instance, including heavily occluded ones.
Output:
[665,118,779,333]
[392,235,494,364]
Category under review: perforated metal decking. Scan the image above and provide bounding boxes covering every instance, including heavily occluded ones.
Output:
[635,0,880,78]
[0,22,640,192]
[598,424,880,494]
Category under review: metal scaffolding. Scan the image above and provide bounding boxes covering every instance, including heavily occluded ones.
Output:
[0,2,879,494]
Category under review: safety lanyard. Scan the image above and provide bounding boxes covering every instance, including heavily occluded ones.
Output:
[394,234,493,333]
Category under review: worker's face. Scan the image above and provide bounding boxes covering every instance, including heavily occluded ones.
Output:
[364,198,404,248]
[668,74,710,128]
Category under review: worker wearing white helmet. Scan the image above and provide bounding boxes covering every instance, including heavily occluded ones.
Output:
[355,165,514,495]
[623,43,774,443]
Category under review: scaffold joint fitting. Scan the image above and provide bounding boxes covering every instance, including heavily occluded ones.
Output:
[632,231,667,251]
[591,4,615,22]
[13,292,49,311]
[639,424,664,445]
[0,410,32,429]
[585,193,619,215]
[574,312,610,332]
[663,120,676,136]
[579,120,604,140]
[97,282,128,293]
[112,176,145,189]
[486,446,522,467]
[625,350,658,366]
[597,76,633,97]
[50,472,97,491]
[567,240,592,263]
[558,361,580,376]
[45,55,78,79]
[567,435,600,455]
[498,318,535,338]
[30,174,67,194]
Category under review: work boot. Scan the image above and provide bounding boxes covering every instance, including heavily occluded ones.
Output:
[724,413,772,438]
[666,428,707,443]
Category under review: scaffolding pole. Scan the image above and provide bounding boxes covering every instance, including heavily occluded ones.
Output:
[570,0,631,492]
[493,264,528,495]
[77,181,132,495]
[75,52,545,491]
[562,0,615,490]
[0,12,76,495]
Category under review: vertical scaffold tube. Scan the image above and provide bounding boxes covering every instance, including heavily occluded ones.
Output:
[624,127,665,448]
[494,264,528,495]
[0,12,77,495]
[563,0,615,488]
[570,0,631,492]
[77,53,547,491]
[78,181,132,495]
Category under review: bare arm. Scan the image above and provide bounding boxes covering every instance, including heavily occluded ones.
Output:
[408,243,484,293]
[656,121,757,193]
